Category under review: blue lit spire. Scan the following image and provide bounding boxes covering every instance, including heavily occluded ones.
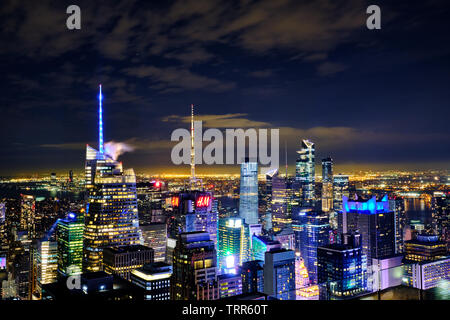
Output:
[98,84,104,154]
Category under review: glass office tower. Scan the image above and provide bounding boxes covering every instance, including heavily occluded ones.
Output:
[239,159,259,225]
[333,174,349,211]
[293,210,330,284]
[83,86,140,272]
[57,213,84,276]
[321,157,334,213]
[217,217,249,273]
[295,140,315,207]
[317,242,367,300]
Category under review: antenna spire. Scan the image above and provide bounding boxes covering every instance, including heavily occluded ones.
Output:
[190,104,195,182]
[98,84,104,154]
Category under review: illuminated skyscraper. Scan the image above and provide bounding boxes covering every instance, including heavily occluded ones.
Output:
[20,194,35,239]
[270,170,289,232]
[57,213,84,276]
[338,195,396,291]
[139,223,167,262]
[131,262,172,300]
[295,140,315,207]
[83,85,140,272]
[293,210,330,284]
[241,260,264,294]
[217,217,249,273]
[239,159,259,225]
[317,238,367,300]
[431,192,449,250]
[35,240,58,298]
[333,174,349,211]
[170,232,218,300]
[263,248,296,300]
[321,157,333,213]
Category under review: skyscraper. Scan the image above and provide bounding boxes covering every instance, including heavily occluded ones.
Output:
[293,209,331,284]
[57,213,84,276]
[139,223,167,262]
[317,240,367,300]
[295,140,315,207]
[338,195,396,291]
[333,174,349,211]
[270,170,289,232]
[35,240,58,298]
[170,232,218,300]
[217,217,249,273]
[241,260,264,294]
[321,157,333,213]
[263,248,296,300]
[20,194,35,239]
[239,159,259,225]
[83,85,140,272]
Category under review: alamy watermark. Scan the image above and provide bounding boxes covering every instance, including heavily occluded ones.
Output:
[65,5,381,31]
[171,121,279,174]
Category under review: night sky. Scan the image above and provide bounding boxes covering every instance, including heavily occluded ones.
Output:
[1,0,449,176]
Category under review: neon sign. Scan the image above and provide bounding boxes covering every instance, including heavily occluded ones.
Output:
[172,197,180,207]
[196,195,211,208]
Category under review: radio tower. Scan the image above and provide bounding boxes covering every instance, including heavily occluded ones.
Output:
[190,104,195,182]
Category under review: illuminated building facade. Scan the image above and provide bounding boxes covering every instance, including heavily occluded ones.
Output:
[403,235,447,262]
[20,194,35,239]
[317,242,367,300]
[56,213,84,276]
[130,262,172,300]
[333,174,349,211]
[251,235,282,262]
[295,140,315,207]
[217,217,249,273]
[239,159,259,225]
[321,157,334,213]
[403,257,450,290]
[241,260,264,294]
[170,232,217,300]
[167,191,217,246]
[294,210,330,284]
[35,240,58,298]
[431,192,449,250]
[389,197,406,254]
[339,195,396,264]
[274,227,295,251]
[103,245,154,281]
[83,85,140,272]
[139,223,167,262]
[217,273,242,298]
[263,248,296,300]
[270,170,288,232]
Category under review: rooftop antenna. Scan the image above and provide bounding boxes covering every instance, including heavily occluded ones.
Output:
[190,104,195,182]
[98,84,104,154]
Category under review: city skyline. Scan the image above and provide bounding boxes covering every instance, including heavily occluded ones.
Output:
[1,1,450,175]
